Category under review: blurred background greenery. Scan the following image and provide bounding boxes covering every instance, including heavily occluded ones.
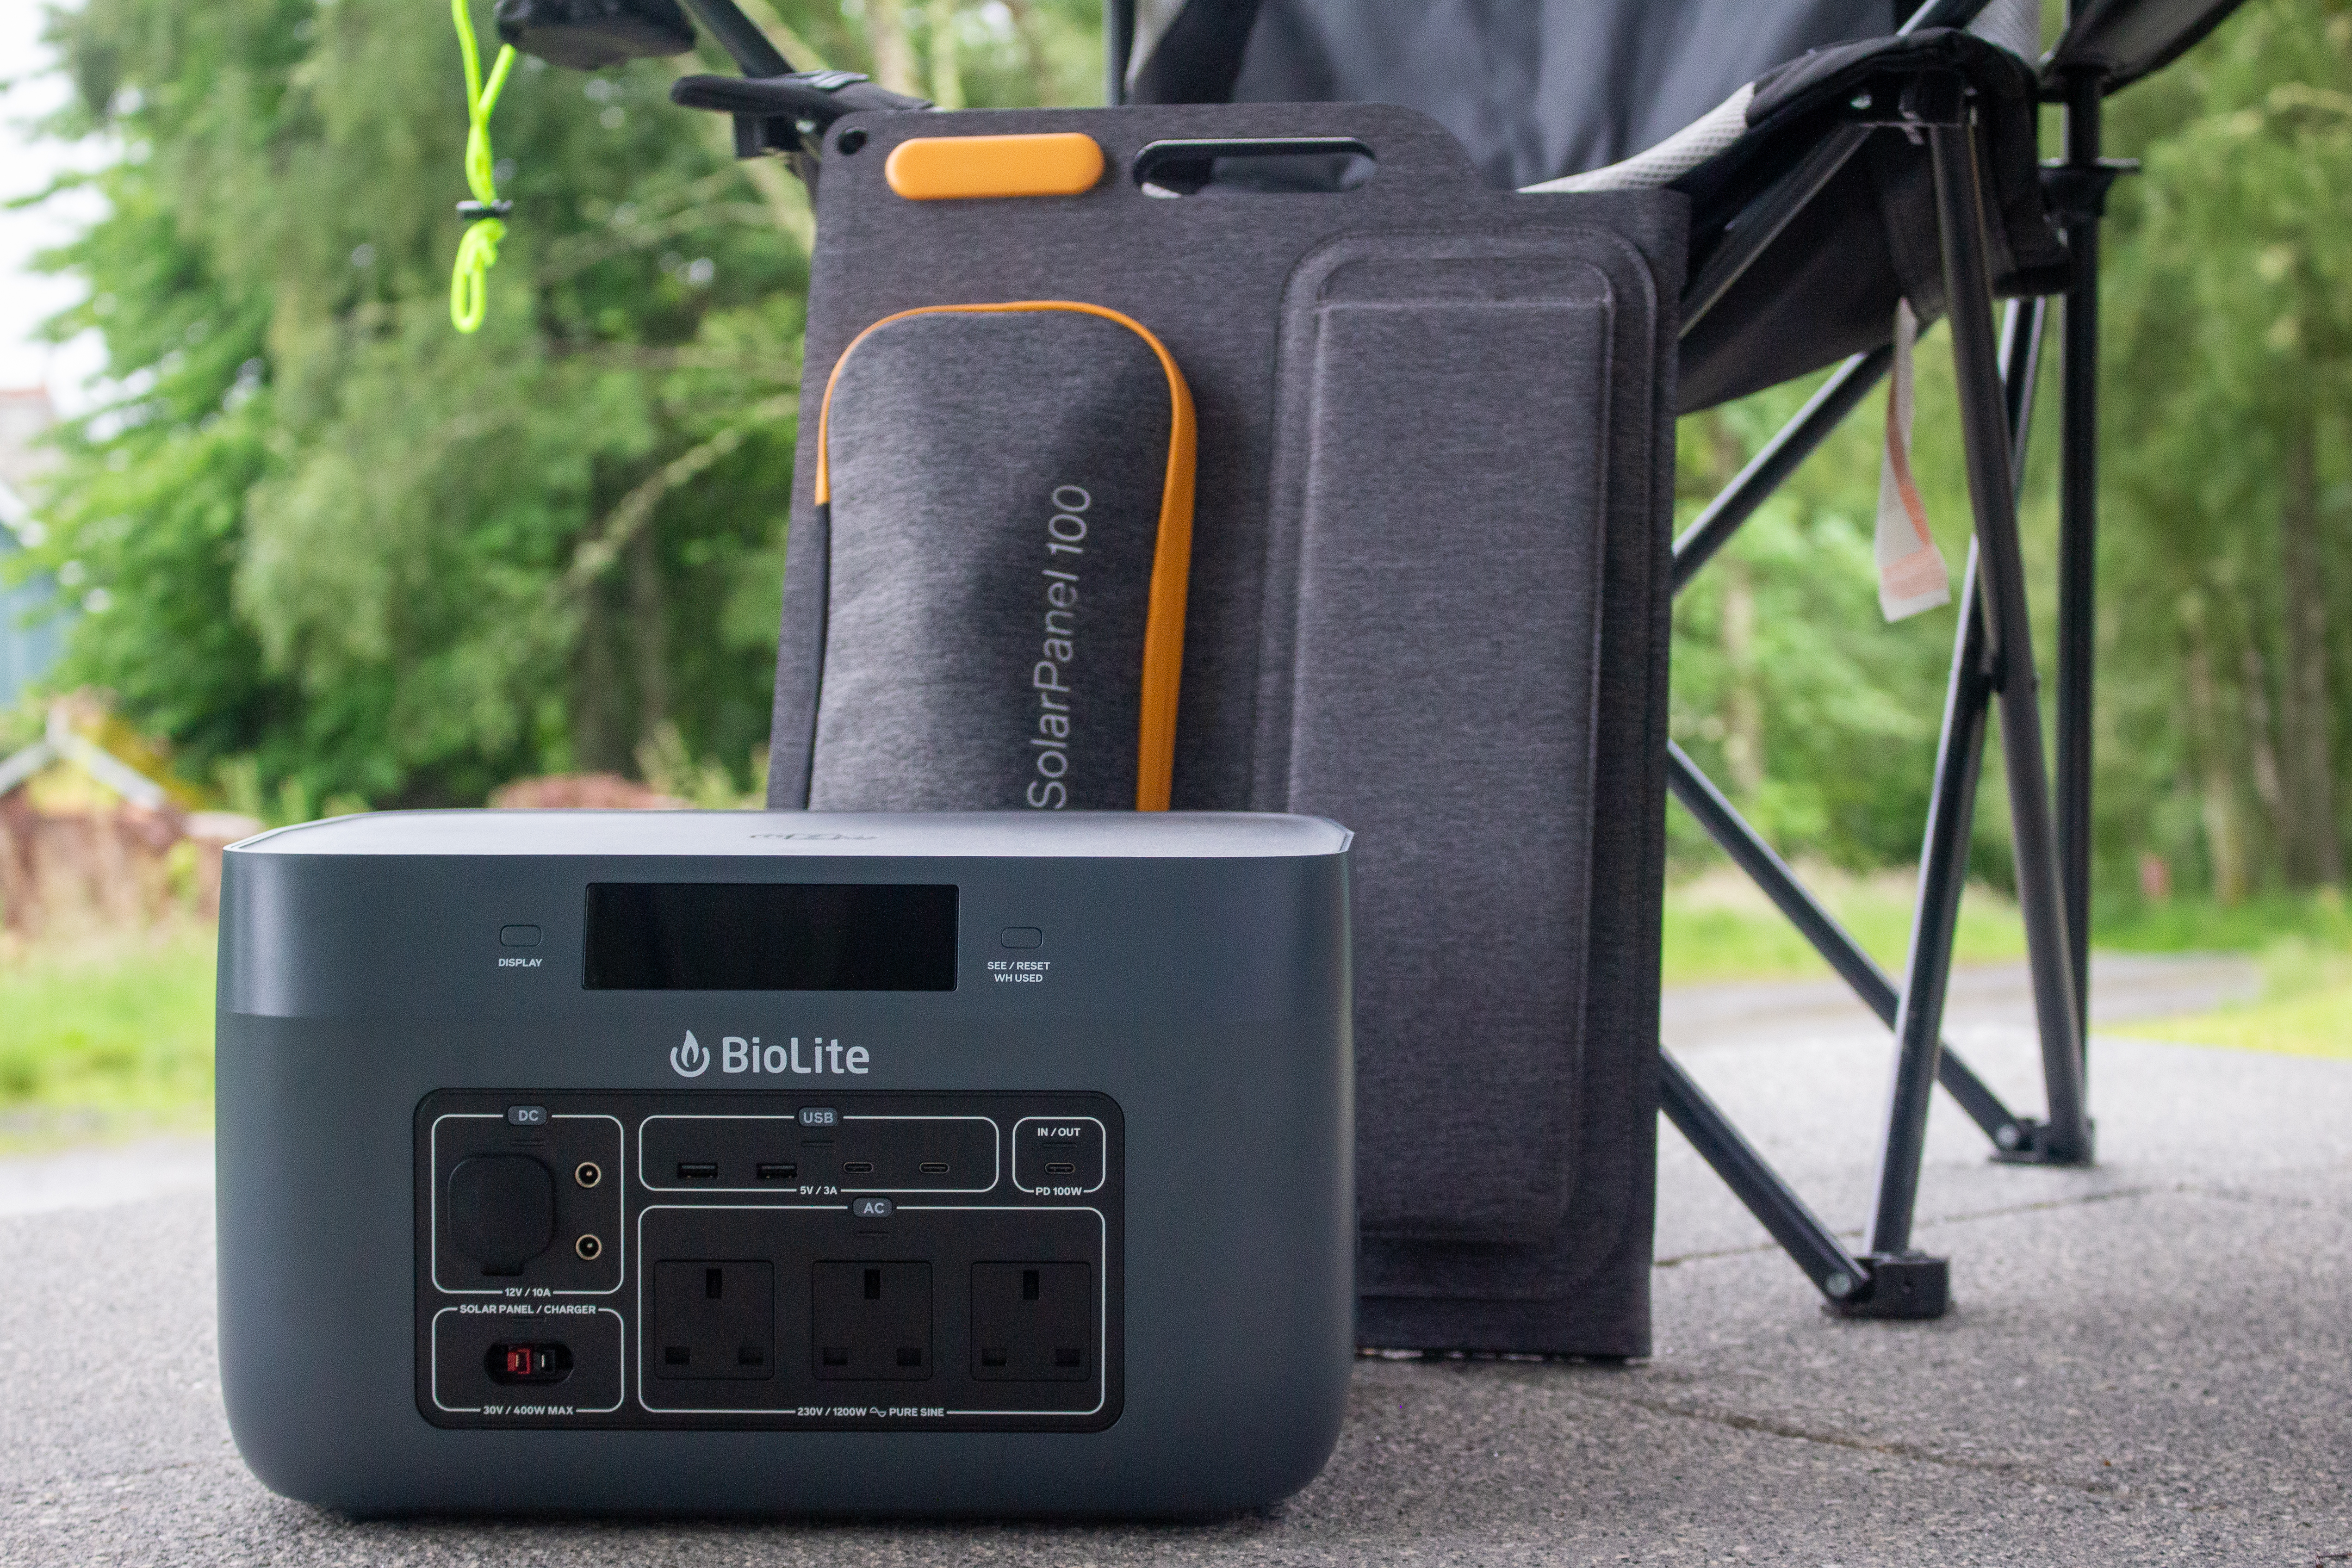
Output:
[0,0,2346,1139]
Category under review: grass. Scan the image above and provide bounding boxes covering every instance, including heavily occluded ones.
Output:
[2107,929,2352,1060]
[0,881,2339,1141]
[0,922,217,1147]
[1663,868,2352,1059]
[1660,863,2026,985]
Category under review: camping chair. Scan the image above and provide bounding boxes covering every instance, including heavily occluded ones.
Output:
[492,0,2247,1325]
[1114,0,2248,1315]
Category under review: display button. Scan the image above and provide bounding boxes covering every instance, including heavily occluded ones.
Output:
[999,927,1043,949]
[499,924,543,948]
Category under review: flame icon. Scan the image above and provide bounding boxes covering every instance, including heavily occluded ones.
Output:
[670,1030,710,1078]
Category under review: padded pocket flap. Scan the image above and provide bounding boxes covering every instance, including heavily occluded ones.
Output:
[811,304,1195,812]
[1261,236,1626,1246]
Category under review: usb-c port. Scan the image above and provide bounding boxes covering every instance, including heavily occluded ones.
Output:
[1045,1161,1076,1176]
[756,1162,797,1181]
[843,1161,875,1175]
[919,1161,949,1174]
[676,1162,718,1180]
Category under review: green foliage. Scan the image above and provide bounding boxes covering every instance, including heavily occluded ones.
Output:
[22,0,1100,808]
[15,0,2347,925]
[0,925,217,1126]
[1668,325,2035,887]
[2097,0,2352,900]
[1670,0,2352,912]
[2111,915,2352,1057]
[2093,888,2352,952]
[1660,868,2028,986]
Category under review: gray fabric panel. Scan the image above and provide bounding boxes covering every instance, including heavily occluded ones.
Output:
[767,103,1684,1354]
[773,107,1680,824]
[1356,220,1677,1353]
[807,310,1173,812]
[1254,228,1666,1313]
[1220,0,1899,188]
[1273,275,1611,1246]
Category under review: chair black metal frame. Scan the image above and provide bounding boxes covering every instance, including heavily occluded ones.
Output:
[1107,0,2244,1317]
[629,0,2241,1321]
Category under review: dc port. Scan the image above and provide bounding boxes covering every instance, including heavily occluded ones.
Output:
[576,1234,603,1261]
[486,1341,573,1384]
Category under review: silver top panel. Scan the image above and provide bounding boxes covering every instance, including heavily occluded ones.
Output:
[230,810,1352,860]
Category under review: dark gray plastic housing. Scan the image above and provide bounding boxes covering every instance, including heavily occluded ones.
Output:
[215,810,1353,1518]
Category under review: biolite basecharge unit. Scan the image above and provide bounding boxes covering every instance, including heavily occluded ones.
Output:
[214,809,1352,1518]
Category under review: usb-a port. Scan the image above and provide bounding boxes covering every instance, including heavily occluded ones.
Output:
[676,1162,718,1180]
[756,1162,797,1181]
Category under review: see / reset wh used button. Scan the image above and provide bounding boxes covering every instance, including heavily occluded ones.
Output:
[999,927,1043,949]
[499,925,543,948]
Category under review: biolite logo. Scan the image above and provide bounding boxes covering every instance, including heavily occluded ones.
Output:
[665,1029,872,1079]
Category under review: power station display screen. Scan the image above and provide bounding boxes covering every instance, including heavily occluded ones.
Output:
[583,883,959,991]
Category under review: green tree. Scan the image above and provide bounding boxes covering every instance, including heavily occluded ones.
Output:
[1671,0,2352,914]
[25,0,1100,807]
[2102,0,2352,899]
[1669,319,2042,887]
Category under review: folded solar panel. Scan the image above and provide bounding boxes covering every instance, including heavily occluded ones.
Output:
[769,101,1681,1354]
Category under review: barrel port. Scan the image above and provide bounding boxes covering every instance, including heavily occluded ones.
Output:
[574,1161,602,1188]
[576,1234,603,1260]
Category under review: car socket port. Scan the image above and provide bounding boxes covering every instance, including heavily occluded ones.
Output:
[575,1234,603,1261]
[574,1161,602,1188]
[676,1162,718,1181]
[971,1262,1092,1381]
[447,1154,557,1277]
[756,1162,798,1182]
[651,1260,775,1380]
[485,1341,574,1384]
[813,1261,933,1380]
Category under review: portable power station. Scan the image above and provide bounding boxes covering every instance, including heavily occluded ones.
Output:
[214,810,1353,1517]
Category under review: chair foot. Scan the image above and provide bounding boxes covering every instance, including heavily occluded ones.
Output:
[1989,1116,2097,1166]
[1827,1252,1949,1319]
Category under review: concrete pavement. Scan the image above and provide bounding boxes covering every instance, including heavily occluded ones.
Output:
[4,955,2346,1566]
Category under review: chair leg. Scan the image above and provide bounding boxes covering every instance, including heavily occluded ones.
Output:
[1661,1047,1949,1319]
[1104,0,1136,105]
[1665,296,2051,1163]
[1928,118,2093,1164]
[1658,1049,1871,1304]
[1666,743,2030,1153]
[1868,559,1994,1258]
[1864,289,2064,1261]
[2056,72,2109,1055]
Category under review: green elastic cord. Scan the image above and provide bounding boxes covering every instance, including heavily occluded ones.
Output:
[450,0,516,334]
